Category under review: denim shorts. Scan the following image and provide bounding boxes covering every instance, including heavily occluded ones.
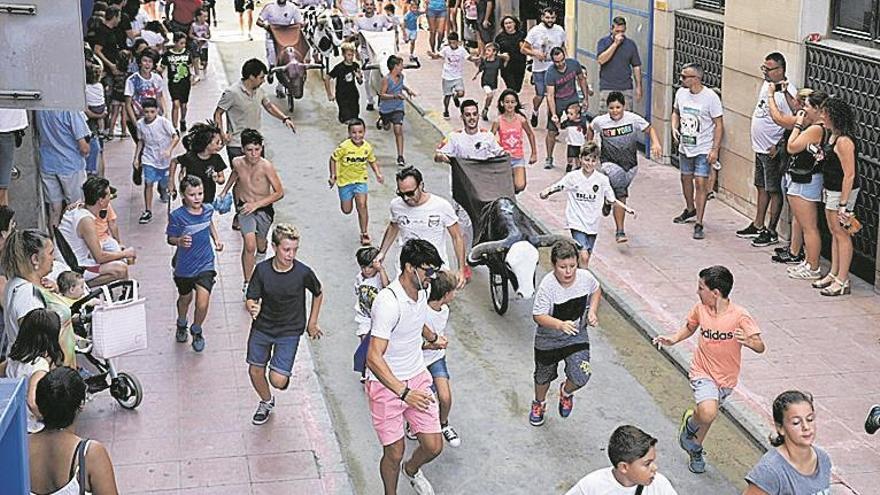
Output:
[601,162,638,198]
[246,329,302,377]
[533,71,547,97]
[691,377,733,405]
[510,157,526,169]
[570,229,597,253]
[679,153,710,178]
[427,357,450,379]
[142,164,169,188]
[427,7,447,18]
[784,172,823,202]
[338,182,368,202]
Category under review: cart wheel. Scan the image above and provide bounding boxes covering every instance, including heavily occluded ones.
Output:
[112,372,143,410]
[489,267,509,315]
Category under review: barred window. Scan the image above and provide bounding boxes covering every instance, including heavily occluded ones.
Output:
[832,0,879,41]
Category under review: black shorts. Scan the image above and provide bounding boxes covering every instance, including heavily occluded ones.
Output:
[168,81,191,103]
[567,145,582,159]
[234,0,255,12]
[380,110,405,125]
[174,270,216,295]
[198,47,209,65]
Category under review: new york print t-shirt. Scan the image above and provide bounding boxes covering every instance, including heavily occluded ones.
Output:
[591,111,651,171]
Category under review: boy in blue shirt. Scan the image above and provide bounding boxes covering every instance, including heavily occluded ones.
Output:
[166,175,223,352]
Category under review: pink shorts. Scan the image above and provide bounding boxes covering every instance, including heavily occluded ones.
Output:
[366,370,440,446]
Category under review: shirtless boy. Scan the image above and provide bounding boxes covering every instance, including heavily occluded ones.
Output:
[219,129,285,294]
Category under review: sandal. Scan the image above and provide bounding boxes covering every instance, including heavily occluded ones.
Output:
[360,232,372,246]
[811,274,836,289]
[820,279,851,297]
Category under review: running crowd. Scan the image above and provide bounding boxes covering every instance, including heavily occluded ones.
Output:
[0,0,875,494]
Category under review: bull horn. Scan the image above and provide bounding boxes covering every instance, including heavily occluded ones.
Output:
[362,63,380,70]
[403,59,421,70]
[468,240,508,263]
[533,234,574,248]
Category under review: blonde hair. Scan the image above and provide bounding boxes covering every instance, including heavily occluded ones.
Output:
[579,141,600,158]
[272,223,301,245]
[0,229,51,279]
[796,88,814,99]
[340,42,357,54]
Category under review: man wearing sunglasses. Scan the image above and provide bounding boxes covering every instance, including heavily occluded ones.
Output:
[375,167,468,289]
[366,239,445,495]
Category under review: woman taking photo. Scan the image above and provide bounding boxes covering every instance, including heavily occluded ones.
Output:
[776,90,829,281]
[744,390,831,494]
[29,367,119,494]
[813,97,859,296]
[494,15,527,92]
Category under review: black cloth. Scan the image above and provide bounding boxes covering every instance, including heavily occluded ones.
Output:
[500,64,526,92]
[328,61,361,102]
[821,134,860,192]
[176,151,227,202]
[336,97,360,124]
[479,58,503,89]
[246,259,322,337]
[450,156,515,242]
[117,13,134,48]
[494,30,526,66]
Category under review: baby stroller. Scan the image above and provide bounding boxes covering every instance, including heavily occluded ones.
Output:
[71,280,146,409]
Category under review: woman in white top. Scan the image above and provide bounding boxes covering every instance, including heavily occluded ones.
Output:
[1,229,54,356]
[29,367,119,495]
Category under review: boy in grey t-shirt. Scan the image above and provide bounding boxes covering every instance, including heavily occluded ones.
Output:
[529,240,601,427]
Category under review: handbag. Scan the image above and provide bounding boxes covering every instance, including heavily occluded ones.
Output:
[90,281,148,359]
[788,142,823,184]
[353,286,401,374]
[842,214,862,236]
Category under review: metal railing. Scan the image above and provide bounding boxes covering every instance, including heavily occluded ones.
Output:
[805,42,880,282]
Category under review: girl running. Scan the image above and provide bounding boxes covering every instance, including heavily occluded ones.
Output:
[491,89,536,193]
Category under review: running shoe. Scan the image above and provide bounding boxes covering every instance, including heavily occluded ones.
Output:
[751,229,779,247]
[191,331,205,352]
[735,223,761,239]
[441,424,461,447]
[138,210,152,224]
[530,112,538,128]
[772,250,804,264]
[678,408,699,453]
[175,322,188,343]
[688,448,707,474]
[397,156,406,167]
[672,208,696,224]
[443,110,450,119]
[615,231,628,243]
[693,223,705,240]
[252,396,275,425]
[558,384,574,418]
[787,263,822,280]
[543,157,554,170]
[774,246,789,255]
[865,405,880,434]
[366,103,375,112]
[602,202,612,217]
[529,400,546,426]
[401,461,435,495]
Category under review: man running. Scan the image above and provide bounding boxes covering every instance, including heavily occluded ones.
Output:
[520,7,566,129]
[366,238,444,495]
[219,129,285,295]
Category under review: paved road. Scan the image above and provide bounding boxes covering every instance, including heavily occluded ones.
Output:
[212,19,760,494]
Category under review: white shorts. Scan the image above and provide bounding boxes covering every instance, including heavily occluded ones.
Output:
[482,85,495,96]
[442,78,465,96]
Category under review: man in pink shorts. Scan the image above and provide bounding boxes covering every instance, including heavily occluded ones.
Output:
[366,239,444,495]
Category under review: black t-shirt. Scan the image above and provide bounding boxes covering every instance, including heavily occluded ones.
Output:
[246,259,322,337]
[161,49,193,86]
[177,151,227,202]
[329,61,361,102]
[494,30,526,66]
[117,13,133,48]
[91,21,121,64]
[479,58,503,88]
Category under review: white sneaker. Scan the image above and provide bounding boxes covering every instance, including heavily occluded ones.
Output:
[401,461,435,495]
[255,251,268,264]
[786,260,807,273]
[788,263,822,280]
[441,424,461,447]
[404,422,417,440]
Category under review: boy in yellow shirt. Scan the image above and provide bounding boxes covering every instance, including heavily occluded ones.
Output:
[329,118,384,245]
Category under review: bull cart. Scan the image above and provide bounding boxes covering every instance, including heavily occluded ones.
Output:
[269,24,323,112]
[452,157,567,315]
[358,30,421,93]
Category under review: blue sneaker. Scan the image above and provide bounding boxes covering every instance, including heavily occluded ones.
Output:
[529,400,546,427]
[688,448,707,474]
[678,408,701,453]
[558,384,574,418]
[191,331,205,352]
[175,323,188,343]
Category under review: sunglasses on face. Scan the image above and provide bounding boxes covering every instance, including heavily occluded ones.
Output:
[397,189,418,198]
[420,266,440,279]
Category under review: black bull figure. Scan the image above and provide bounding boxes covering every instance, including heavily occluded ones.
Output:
[269,25,322,110]
[451,157,569,314]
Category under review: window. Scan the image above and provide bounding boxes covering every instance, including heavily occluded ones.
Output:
[694,0,725,13]
[832,0,879,41]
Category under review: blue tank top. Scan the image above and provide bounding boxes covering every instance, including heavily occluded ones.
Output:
[378,74,405,114]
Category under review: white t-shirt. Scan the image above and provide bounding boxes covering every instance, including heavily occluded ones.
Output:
[6,357,50,433]
[389,194,458,266]
[368,279,428,381]
[86,83,106,108]
[354,271,384,336]
[550,170,616,234]
[438,129,506,160]
[355,13,394,32]
[673,87,723,157]
[59,208,99,268]
[565,467,678,495]
[141,29,166,49]
[525,23,566,73]
[338,0,360,16]
[259,1,303,25]
[136,116,177,169]
[3,277,45,355]
[0,109,28,132]
[422,304,449,366]
[751,81,798,153]
[439,45,469,81]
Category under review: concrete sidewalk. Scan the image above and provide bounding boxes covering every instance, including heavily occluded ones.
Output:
[402,37,880,494]
[74,33,353,494]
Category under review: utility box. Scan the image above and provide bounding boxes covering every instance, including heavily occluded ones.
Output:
[0,378,30,495]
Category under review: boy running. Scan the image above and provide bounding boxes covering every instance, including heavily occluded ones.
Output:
[354,246,389,381]
[429,32,475,119]
[329,118,384,245]
[422,270,461,448]
[125,49,166,125]
[166,175,223,352]
[471,42,508,122]
[529,240,602,427]
[160,32,194,132]
[560,102,589,173]
[325,42,364,124]
[653,265,765,474]
[246,223,323,425]
[540,143,622,269]
[403,0,424,61]
[378,56,417,167]
[133,98,179,224]
[169,122,227,204]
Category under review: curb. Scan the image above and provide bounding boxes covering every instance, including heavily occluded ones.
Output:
[405,95,772,456]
